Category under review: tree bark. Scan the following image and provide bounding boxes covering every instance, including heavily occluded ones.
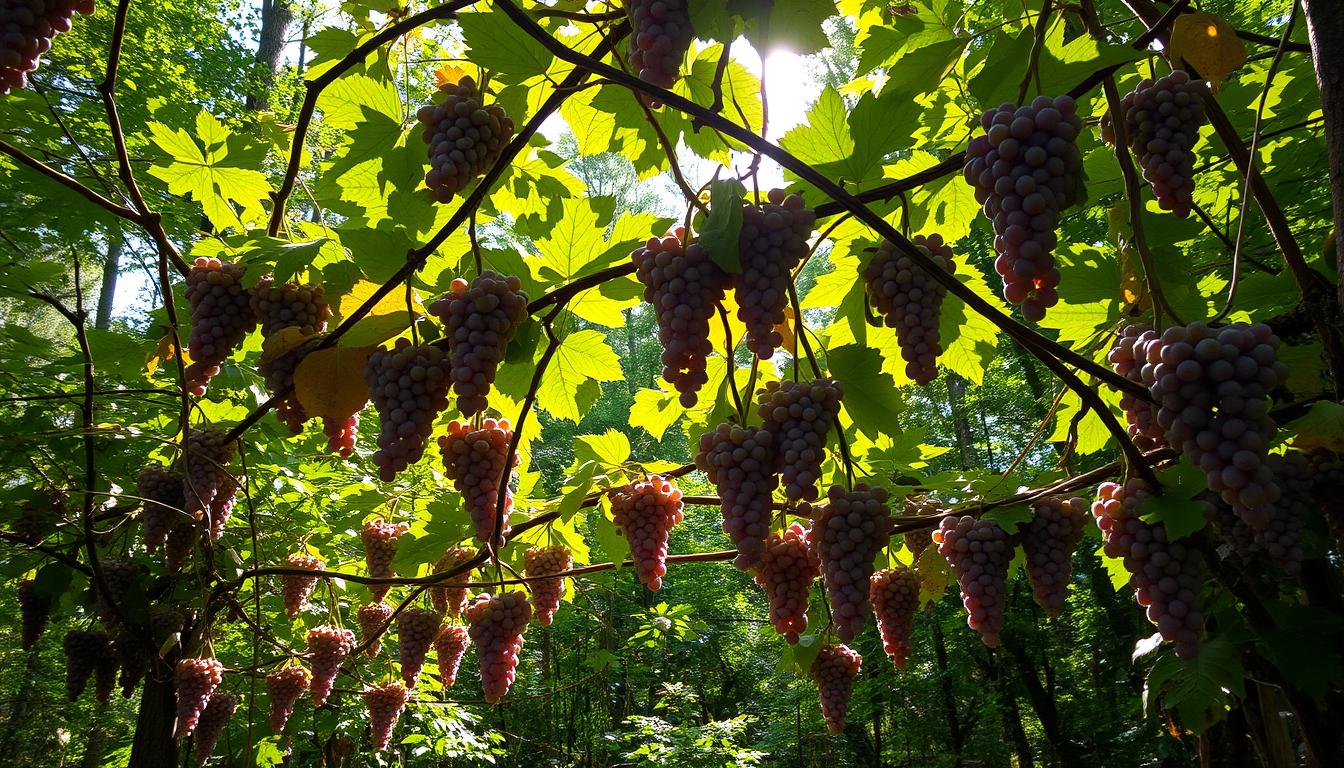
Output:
[988,654,1034,768]
[128,674,179,768]
[1005,636,1083,767]
[248,0,295,111]
[1302,0,1344,306]
[932,617,966,767]
[946,375,975,470]
[95,230,123,330]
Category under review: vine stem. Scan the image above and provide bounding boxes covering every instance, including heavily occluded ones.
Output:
[1017,0,1053,105]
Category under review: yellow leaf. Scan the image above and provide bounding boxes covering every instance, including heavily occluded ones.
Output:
[261,327,317,365]
[336,279,425,348]
[294,346,375,422]
[1169,11,1246,87]
[916,544,950,606]
[147,332,184,375]
[774,303,797,358]
[435,65,469,89]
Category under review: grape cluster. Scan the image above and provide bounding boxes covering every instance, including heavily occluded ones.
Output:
[1256,452,1310,573]
[174,657,225,737]
[934,516,1013,647]
[416,76,515,203]
[466,592,531,703]
[258,336,316,435]
[1286,449,1344,544]
[266,665,309,733]
[1021,496,1087,617]
[207,476,237,541]
[17,578,51,649]
[900,496,940,560]
[1103,70,1207,218]
[281,553,325,618]
[1139,322,1288,529]
[362,519,410,602]
[734,190,816,359]
[251,276,329,337]
[138,466,185,552]
[364,339,453,481]
[525,546,572,627]
[94,558,137,627]
[811,644,861,734]
[610,475,685,590]
[861,234,954,384]
[751,522,819,643]
[434,625,470,687]
[184,258,256,395]
[1107,325,1165,451]
[115,626,148,698]
[627,0,693,102]
[1092,480,1203,658]
[438,419,517,545]
[193,691,237,766]
[165,520,198,573]
[963,96,1084,321]
[323,413,359,459]
[365,683,409,752]
[307,625,355,707]
[428,272,529,416]
[814,484,891,641]
[870,566,920,669]
[398,607,442,689]
[431,546,476,616]
[358,602,394,658]
[183,428,237,522]
[0,0,95,94]
[758,378,842,503]
[696,423,779,569]
[64,629,113,702]
[631,229,730,406]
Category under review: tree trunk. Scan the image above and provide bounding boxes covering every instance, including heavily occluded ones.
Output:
[1302,0,1344,305]
[987,652,1033,768]
[128,674,179,768]
[79,708,108,768]
[932,617,966,767]
[946,375,975,470]
[1005,636,1082,767]
[95,230,123,330]
[248,0,295,111]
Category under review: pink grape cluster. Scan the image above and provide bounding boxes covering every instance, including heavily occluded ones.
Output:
[751,522,819,643]
[358,602,394,658]
[193,691,237,766]
[365,683,409,752]
[811,644,861,734]
[307,625,356,707]
[438,419,517,546]
[184,257,256,395]
[466,592,531,703]
[870,566,921,669]
[416,76,515,203]
[281,553,325,618]
[435,625,470,687]
[934,515,1013,648]
[611,475,685,590]
[696,423,778,569]
[183,428,237,523]
[1107,325,1165,451]
[1021,496,1088,617]
[362,519,410,602]
[815,484,891,642]
[173,657,225,737]
[525,545,572,626]
[64,629,115,703]
[397,607,442,689]
[861,234,955,384]
[17,578,52,650]
[364,339,453,481]
[431,546,476,616]
[758,378,842,503]
[265,666,309,733]
[1103,70,1208,218]
[0,0,95,94]
[428,272,529,416]
[734,190,816,359]
[138,465,185,553]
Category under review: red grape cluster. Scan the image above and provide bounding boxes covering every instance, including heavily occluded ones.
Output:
[323,413,359,459]
[751,522,819,643]
[258,336,316,435]
[963,96,1084,321]
[94,558,137,627]
[174,657,225,737]
[1139,322,1288,529]
[307,625,355,707]
[611,475,685,590]
[397,607,442,689]
[758,378,842,503]
[17,578,51,649]
[439,419,517,545]
[281,553,325,618]
[631,229,729,406]
[525,545,571,626]
[138,465,185,552]
[1021,496,1087,617]
[431,545,476,616]
[734,190,816,359]
[0,0,95,94]
[815,484,891,641]
[207,476,237,541]
[365,683,409,752]
[115,626,148,698]
[811,643,861,734]
[193,690,237,766]
[429,272,530,417]
[266,665,309,733]
[183,428,237,522]
[184,257,256,395]
[250,276,329,337]
[416,76,515,202]
[362,519,410,602]
[364,339,453,481]
[696,423,779,569]
[64,629,114,702]
[165,520,198,573]
[435,625,470,687]
[934,515,1013,648]
[870,566,920,669]
[1093,480,1203,658]
[1107,325,1165,451]
[466,591,531,703]
[861,234,954,384]
[358,601,394,658]
[627,0,693,102]
[1103,70,1207,218]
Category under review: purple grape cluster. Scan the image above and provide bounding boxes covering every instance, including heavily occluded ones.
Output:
[734,190,816,359]
[184,257,256,395]
[466,592,531,703]
[611,475,685,590]
[416,76,515,203]
[815,484,891,642]
[1020,496,1088,617]
[428,272,529,416]
[934,515,1013,647]
[138,465,184,552]
[626,0,693,104]
[265,665,309,733]
[431,546,476,617]
[397,607,442,689]
[365,683,409,752]
[182,428,237,522]
[963,96,1084,321]
[64,629,115,702]
[751,522,819,643]
[193,690,238,766]
[439,418,517,546]
[258,336,317,435]
[17,578,51,649]
[93,558,137,627]
[1103,70,1207,218]
[173,657,225,737]
[251,276,329,337]
[364,339,453,481]
[811,644,861,734]
[758,378,842,503]
[870,566,920,669]
[696,423,779,569]
[1107,325,1165,451]
[0,0,95,95]
[861,234,954,384]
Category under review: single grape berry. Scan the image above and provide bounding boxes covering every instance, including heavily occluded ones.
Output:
[251,276,330,338]
[696,422,778,569]
[934,515,1013,648]
[266,665,310,734]
[466,592,531,703]
[365,682,409,752]
[173,657,225,737]
[193,691,238,766]
[397,607,442,689]
[626,0,693,104]
[758,378,843,503]
[733,190,816,359]
[307,625,356,708]
[358,601,394,658]
[815,484,891,641]
[611,475,685,590]
[362,519,410,602]
[18,578,52,650]
[811,644,861,734]
[364,339,453,481]
[1020,496,1087,617]
[182,428,237,522]
[427,272,529,417]
[139,465,185,552]
[870,566,921,669]
[64,629,113,702]
[184,257,256,395]
[416,76,515,203]
[280,553,325,619]
[434,625,470,688]
[751,522,820,643]
[0,0,96,95]
[430,546,476,616]
[525,545,572,627]
[1107,324,1165,451]
[861,234,955,384]
[438,419,518,546]
[1103,70,1208,218]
